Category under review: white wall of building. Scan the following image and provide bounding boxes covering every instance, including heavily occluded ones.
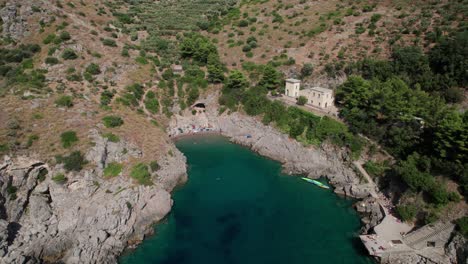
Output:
[299,88,334,109]
[285,81,300,98]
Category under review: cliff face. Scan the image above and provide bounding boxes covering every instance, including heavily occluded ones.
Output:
[216,112,374,199]
[0,131,187,264]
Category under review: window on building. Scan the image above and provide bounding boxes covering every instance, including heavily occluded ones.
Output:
[318,94,320,98]
[319,102,321,107]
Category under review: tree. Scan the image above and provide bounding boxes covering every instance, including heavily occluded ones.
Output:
[396,153,434,192]
[224,70,248,91]
[180,34,217,64]
[258,64,282,90]
[300,63,314,78]
[456,216,468,237]
[220,70,249,110]
[296,96,307,105]
[242,87,269,116]
[432,110,468,166]
[429,31,468,87]
[392,46,433,90]
[207,53,224,83]
[396,205,417,222]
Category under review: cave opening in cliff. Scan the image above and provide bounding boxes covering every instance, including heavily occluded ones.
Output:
[193,103,206,109]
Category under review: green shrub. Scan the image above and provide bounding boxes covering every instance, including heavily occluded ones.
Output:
[52,173,67,184]
[37,168,48,182]
[370,14,382,23]
[55,95,73,108]
[296,96,308,105]
[59,31,71,41]
[135,56,148,64]
[45,57,59,65]
[62,49,78,60]
[150,161,160,172]
[364,161,388,178]
[0,143,8,152]
[396,205,417,222]
[456,217,468,237]
[43,34,57,44]
[118,83,144,107]
[301,63,314,78]
[103,162,123,177]
[238,20,249,27]
[103,132,120,142]
[85,63,101,75]
[26,134,39,147]
[60,130,78,148]
[130,163,152,185]
[355,27,366,34]
[56,151,86,171]
[102,115,123,128]
[100,90,115,106]
[144,91,159,114]
[6,183,17,200]
[102,38,117,47]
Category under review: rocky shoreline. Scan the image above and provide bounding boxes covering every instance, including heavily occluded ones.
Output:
[0,130,187,264]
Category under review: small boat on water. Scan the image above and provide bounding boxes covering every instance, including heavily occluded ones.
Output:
[301,177,330,189]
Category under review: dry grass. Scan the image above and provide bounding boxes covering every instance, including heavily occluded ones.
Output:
[207,0,453,78]
[0,95,171,168]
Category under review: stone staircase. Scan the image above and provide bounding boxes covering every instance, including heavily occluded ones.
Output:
[403,222,455,249]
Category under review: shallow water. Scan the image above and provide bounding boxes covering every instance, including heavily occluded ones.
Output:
[120,136,373,264]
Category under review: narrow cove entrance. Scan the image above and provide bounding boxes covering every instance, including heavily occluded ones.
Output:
[120,136,373,264]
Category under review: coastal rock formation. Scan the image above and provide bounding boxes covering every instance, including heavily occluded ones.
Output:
[446,234,468,264]
[0,132,187,263]
[381,254,440,264]
[355,197,385,233]
[217,113,367,198]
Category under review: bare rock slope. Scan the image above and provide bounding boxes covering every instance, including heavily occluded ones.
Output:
[0,132,187,264]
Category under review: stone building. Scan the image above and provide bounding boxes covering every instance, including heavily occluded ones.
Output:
[284,79,334,109]
[299,87,334,109]
[285,78,301,97]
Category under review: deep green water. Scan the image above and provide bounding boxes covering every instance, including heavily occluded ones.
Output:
[120,136,373,264]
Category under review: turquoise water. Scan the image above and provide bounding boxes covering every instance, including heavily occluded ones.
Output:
[120,136,373,264]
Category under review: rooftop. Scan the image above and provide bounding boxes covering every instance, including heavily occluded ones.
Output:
[307,86,333,93]
[285,78,301,83]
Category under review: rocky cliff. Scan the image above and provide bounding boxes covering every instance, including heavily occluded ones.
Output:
[0,131,187,264]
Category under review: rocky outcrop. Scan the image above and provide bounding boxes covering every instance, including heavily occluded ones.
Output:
[85,129,142,175]
[217,113,368,198]
[381,254,440,264]
[0,131,187,263]
[355,197,385,234]
[0,3,26,39]
[446,234,468,264]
